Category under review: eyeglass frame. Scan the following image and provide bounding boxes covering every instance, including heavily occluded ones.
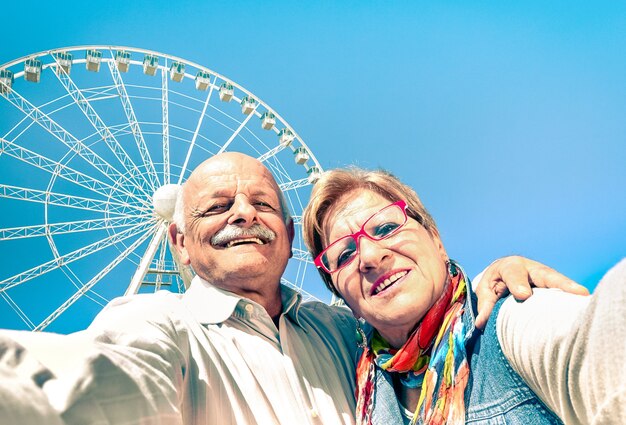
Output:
[314,199,409,274]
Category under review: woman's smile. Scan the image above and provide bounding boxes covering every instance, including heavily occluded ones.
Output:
[370,269,410,296]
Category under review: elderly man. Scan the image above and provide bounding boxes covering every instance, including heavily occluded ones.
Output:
[0,152,588,425]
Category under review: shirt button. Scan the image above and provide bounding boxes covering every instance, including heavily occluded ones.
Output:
[310,408,319,418]
[244,304,254,313]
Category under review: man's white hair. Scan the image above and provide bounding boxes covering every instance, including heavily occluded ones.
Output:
[172,183,292,233]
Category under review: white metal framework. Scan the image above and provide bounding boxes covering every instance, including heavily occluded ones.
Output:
[0,46,328,332]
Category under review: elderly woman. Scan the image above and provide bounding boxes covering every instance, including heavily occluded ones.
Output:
[303,167,626,425]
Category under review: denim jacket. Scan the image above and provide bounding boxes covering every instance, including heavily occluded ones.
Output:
[368,277,562,424]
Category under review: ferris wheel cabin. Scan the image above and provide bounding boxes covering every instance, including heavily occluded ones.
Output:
[278,128,295,146]
[170,61,185,82]
[195,71,211,91]
[115,50,131,72]
[261,112,276,130]
[219,82,234,101]
[294,147,309,165]
[143,54,159,76]
[24,58,42,83]
[0,69,14,94]
[55,51,73,75]
[307,166,321,184]
[241,96,257,115]
[85,49,102,72]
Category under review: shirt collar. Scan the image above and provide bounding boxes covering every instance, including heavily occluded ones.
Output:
[279,282,306,329]
[182,275,306,329]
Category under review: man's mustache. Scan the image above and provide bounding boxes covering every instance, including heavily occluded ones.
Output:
[210,224,276,247]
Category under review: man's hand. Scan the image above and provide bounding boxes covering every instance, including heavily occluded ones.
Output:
[474,256,589,329]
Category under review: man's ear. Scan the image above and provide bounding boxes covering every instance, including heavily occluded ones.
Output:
[287,217,295,258]
[168,223,191,265]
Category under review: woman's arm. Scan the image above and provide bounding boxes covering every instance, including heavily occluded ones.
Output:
[497,258,626,425]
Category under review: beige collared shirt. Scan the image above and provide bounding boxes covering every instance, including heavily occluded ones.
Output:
[44,276,358,425]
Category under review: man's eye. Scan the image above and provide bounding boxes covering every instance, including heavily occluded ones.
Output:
[373,222,400,238]
[206,204,229,213]
[254,201,275,211]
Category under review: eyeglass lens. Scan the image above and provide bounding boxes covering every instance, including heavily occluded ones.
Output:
[321,203,406,272]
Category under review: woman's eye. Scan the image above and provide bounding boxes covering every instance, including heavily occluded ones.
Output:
[374,222,400,237]
[336,248,356,267]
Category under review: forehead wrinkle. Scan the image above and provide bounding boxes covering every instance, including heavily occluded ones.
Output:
[322,190,394,245]
[322,199,362,246]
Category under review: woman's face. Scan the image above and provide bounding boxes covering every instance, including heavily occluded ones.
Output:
[323,190,448,346]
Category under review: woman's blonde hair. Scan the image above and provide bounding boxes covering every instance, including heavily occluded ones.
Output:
[302,167,439,296]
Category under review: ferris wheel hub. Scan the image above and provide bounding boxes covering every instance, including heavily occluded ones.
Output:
[152,184,181,221]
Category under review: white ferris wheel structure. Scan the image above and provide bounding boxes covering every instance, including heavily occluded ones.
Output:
[0,46,330,333]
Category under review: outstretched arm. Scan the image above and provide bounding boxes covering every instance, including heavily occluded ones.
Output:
[0,333,64,425]
[497,258,626,424]
[473,256,589,329]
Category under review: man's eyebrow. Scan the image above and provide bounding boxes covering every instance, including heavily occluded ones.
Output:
[250,190,279,200]
[205,189,233,199]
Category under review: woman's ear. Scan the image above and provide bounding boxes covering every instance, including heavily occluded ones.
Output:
[428,228,448,262]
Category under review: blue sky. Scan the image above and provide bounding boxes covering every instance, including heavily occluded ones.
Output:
[1,1,625,332]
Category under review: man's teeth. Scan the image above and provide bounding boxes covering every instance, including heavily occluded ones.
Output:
[225,238,264,248]
[374,271,408,294]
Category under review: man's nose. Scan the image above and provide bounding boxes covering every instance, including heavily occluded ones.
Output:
[227,195,257,226]
[357,236,389,273]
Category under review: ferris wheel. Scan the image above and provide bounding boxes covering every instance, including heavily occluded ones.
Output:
[0,46,328,333]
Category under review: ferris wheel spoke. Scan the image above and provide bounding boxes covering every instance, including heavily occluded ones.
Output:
[0,221,152,293]
[60,265,109,307]
[161,66,170,184]
[34,224,155,331]
[51,61,153,195]
[257,143,289,163]
[291,248,314,264]
[177,87,215,184]
[1,86,145,194]
[1,291,36,330]
[279,178,309,192]
[0,216,148,241]
[280,277,320,302]
[215,104,259,157]
[154,235,169,291]
[125,223,167,295]
[0,137,142,202]
[3,90,78,141]
[0,184,150,215]
[2,113,36,140]
[106,55,159,189]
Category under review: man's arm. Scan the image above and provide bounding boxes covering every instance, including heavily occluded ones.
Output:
[473,256,589,329]
[42,293,189,425]
[0,334,64,425]
[65,294,187,424]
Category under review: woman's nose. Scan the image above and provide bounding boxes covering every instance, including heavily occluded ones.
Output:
[357,236,389,272]
[227,196,258,226]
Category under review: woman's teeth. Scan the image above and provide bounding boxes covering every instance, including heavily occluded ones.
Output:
[374,271,408,294]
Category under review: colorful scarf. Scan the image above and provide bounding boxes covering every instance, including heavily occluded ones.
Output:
[355,261,470,425]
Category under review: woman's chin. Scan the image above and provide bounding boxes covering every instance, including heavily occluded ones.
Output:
[368,299,429,339]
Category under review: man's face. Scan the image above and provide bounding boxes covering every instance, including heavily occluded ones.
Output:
[174,153,294,296]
